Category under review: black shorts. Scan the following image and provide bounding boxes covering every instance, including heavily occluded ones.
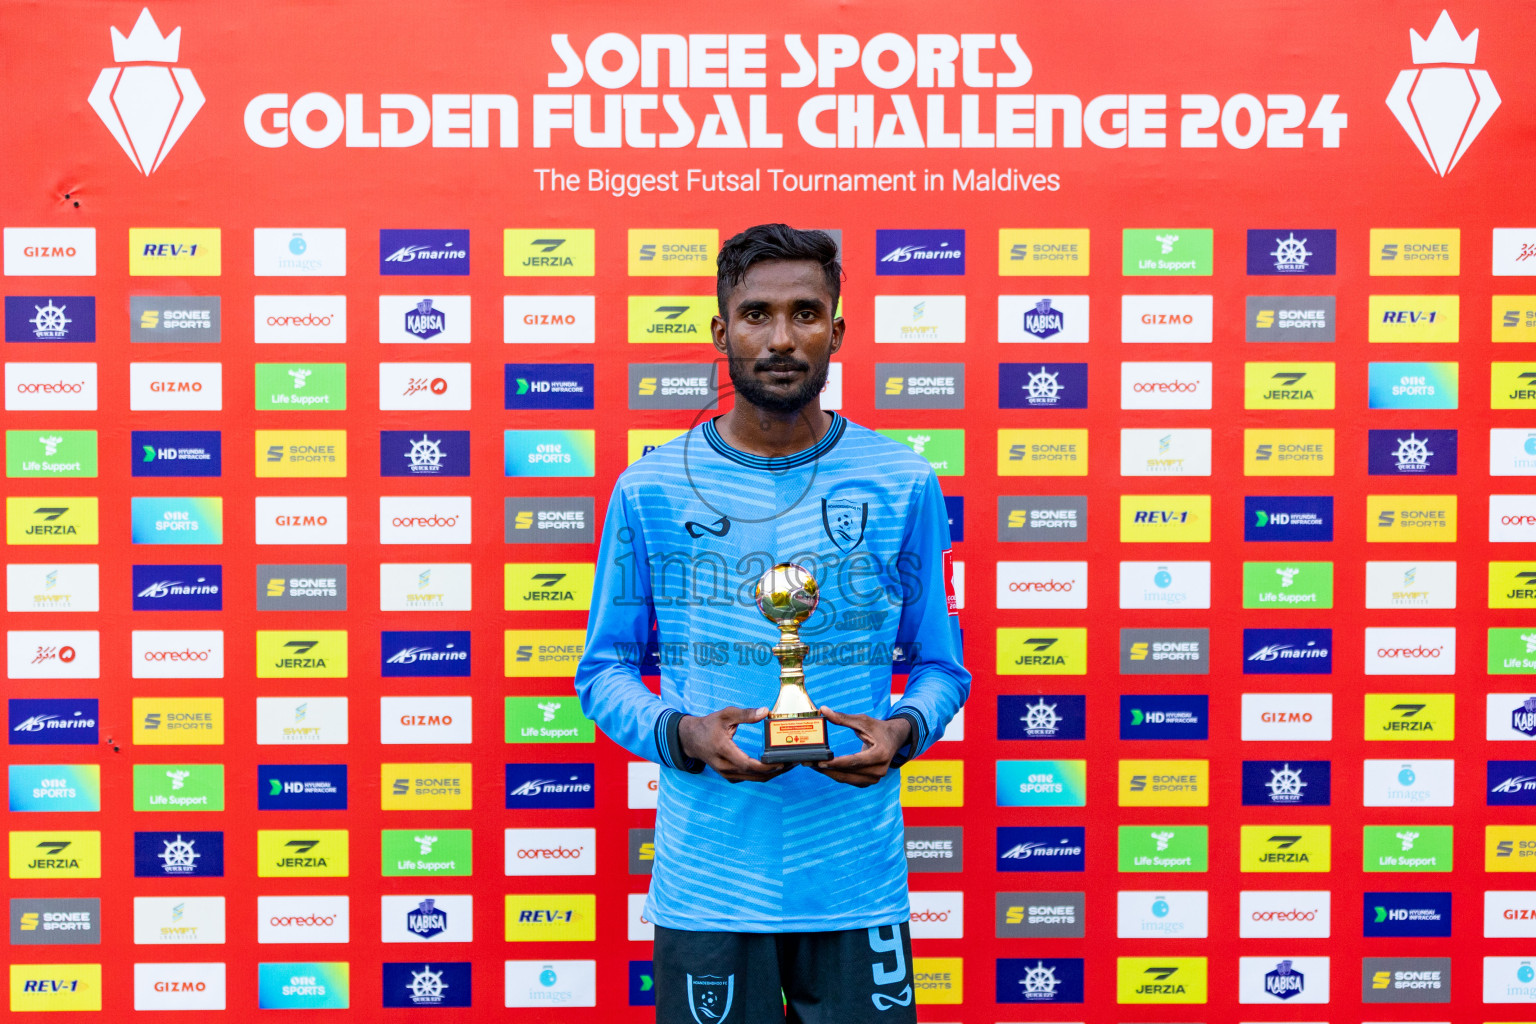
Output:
[653,921,916,1024]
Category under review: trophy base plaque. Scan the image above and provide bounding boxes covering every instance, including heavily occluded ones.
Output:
[761,714,832,764]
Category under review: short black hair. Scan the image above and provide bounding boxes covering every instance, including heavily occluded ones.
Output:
[716,224,841,315]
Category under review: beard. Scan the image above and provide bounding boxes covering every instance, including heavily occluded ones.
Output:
[724,335,831,415]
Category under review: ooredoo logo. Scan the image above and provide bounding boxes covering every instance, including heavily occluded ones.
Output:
[503,828,596,876]
[1239,890,1330,937]
[996,562,1088,610]
[131,630,224,679]
[5,363,98,411]
[256,896,348,944]
[1365,627,1456,675]
[1121,362,1212,410]
[253,296,346,344]
[907,890,964,938]
[379,497,471,544]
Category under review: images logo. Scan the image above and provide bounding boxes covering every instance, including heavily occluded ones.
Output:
[876,229,965,275]
[1246,229,1337,275]
[1387,10,1499,176]
[380,230,469,275]
[88,8,202,174]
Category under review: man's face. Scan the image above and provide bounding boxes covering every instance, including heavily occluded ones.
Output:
[712,259,843,415]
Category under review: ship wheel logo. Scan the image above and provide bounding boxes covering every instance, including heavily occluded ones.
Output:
[1020,961,1059,999]
[1393,432,1433,469]
[1023,699,1062,735]
[407,433,445,472]
[1269,233,1311,271]
[407,965,447,1004]
[28,301,72,339]
[158,834,200,873]
[1025,367,1063,404]
[1265,764,1308,803]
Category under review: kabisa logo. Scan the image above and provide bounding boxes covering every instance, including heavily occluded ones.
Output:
[9,699,98,745]
[505,763,595,809]
[995,957,1084,1004]
[1244,628,1333,674]
[1241,761,1331,806]
[1264,959,1305,1000]
[997,694,1087,741]
[875,229,966,275]
[1490,761,1536,806]
[1024,298,1065,339]
[1245,229,1337,275]
[1387,10,1500,176]
[382,962,470,1008]
[88,8,203,174]
[382,631,471,678]
[132,564,221,611]
[133,831,222,877]
[998,363,1088,409]
[380,230,470,275]
[380,430,469,477]
[404,299,445,339]
[5,297,95,342]
[996,826,1085,872]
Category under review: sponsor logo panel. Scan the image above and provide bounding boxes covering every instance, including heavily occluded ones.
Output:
[130,629,224,679]
[1114,894,1210,941]
[1367,494,1458,542]
[873,295,965,343]
[1363,895,1452,938]
[899,760,964,807]
[504,633,587,680]
[995,760,1084,807]
[4,296,95,343]
[7,962,102,1011]
[381,763,471,810]
[380,696,471,745]
[504,363,594,410]
[1240,760,1330,806]
[1241,693,1333,741]
[1246,295,1336,341]
[1237,956,1331,1003]
[254,496,347,545]
[252,228,346,276]
[380,563,469,612]
[252,295,346,343]
[8,831,101,879]
[380,229,469,276]
[1119,495,1210,542]
[256,896,348,944]
[1365,824,1452,872]
[132,830,223,877]
[378,362,471,411]
[1122,228,1213,276]
[8,764,100,812]
[255,630,348,679]
[1238,824,1331,872]
[1365,630,1456,677]
[1367,361,1459,409]
[503,959,595,1008]
[1370,228,1460,276]
[254,697,347,745]
[11,897,101,946]
[504,828,596,877]
[625,296,714,343]
[4,227,97,276]
[131,763,223,811]
[1246,229,1336,275]
[1244,428,1335,475]
[1368,293,1459,342]
[996,826,1085,872]
[1118,759,1208,806]
[256,829,349,878]
[1115,955,1208,1003]
[1120,361,1212,409]
[132,962,226,1011]
[254,362,346,410]
[256,961,350,1009]
[1120,294,1213,342]
[129,227,221,276]
[7,564,99,613]
[995,891,1084,938]
[132,430,221,477]
[1119,429,1211,476]
[6,629,100,679]
[996,295,1088,343]
[1118,561,1211,609]
[905,826,963,873]
[997,229,1089,276]
[383,830,472,877]
[259,764,347,811]
[379,295,470,343]
[8,698,99,745]
[1495,294,1536,341]
[1363,759,1454,806]
[503,230,595,277]
[503,893,595,941]
[132,697,224,746]
[875,229,965,276]
[997,363,1084,409]
[130,497,221,545]
[1243,561,1333,608]
[994,956,1083,1003]
[1119,628,1209,674]
[996,694,1086,741]
[504,430,596,478]
[6,429,97,478]
[379,496,471,544]
[1119,694,1207,739]
[1118,825,1208,873]
[129,296,220,342]
[997,429,1085,476]
[1239,890,1331,938]
[997,496,1086,542]
[629,229,717,276]
[629,362,719,410]
[1243,362,1336,409]
[257,565,346,611]
[996,628,1087,675]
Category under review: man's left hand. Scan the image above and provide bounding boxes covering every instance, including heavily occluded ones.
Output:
[809,707,913,787]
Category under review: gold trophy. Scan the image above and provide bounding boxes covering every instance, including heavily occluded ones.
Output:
[755,562,833,764]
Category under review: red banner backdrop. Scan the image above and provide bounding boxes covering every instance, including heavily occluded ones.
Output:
[4,0,1536,1019]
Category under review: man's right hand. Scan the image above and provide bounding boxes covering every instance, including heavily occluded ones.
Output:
[677,707,793,783]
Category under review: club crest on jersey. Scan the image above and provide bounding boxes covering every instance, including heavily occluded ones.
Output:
[684,515,731,539]
[822,496,869,552]
[687,973,735,1023]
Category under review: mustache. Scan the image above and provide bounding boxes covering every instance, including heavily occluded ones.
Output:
[753,357,811,373]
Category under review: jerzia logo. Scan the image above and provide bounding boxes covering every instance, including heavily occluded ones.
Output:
[1387,10,1500,176]
[88,9,203,174]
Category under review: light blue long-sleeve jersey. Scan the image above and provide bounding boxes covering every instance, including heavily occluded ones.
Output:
[575,413,971,932]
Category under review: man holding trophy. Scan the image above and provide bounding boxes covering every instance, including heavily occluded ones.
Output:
[576,224,970,1022]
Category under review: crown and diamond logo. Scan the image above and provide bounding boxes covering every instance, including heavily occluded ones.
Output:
[1386,9,1500,176]
[88,8,203,174]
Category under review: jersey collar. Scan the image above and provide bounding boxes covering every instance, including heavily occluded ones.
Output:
[702,411,846,470]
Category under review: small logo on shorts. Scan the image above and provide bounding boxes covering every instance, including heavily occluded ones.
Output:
[687,973,735,1023]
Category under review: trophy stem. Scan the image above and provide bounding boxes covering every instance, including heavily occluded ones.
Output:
[756,563,833,764]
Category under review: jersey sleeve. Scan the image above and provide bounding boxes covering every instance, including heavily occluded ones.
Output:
[888,470,972,767]
[574,483,703,773]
